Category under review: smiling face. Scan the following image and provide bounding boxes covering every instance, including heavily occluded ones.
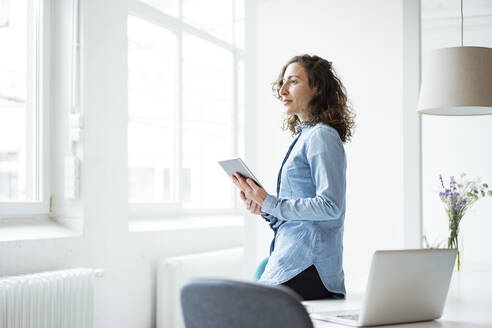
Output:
[279,62,316,122]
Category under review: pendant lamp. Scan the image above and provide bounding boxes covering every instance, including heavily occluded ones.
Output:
[0,0,9,28]
[417,0,492,115]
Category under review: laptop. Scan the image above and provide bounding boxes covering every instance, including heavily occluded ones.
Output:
[310,249,457,327]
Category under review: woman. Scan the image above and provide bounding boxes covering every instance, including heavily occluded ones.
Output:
[232,54,355,300]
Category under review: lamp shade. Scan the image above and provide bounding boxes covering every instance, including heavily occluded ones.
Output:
[417,46,492,115]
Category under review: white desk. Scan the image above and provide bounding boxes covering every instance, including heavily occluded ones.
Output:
[303,271,492,328]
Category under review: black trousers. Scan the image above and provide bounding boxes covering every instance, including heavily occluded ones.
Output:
[281,265,345,301]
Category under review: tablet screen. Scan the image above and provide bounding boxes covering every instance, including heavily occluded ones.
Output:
[218,157,263,188]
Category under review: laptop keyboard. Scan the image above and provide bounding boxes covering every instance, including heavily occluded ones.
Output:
[336,313,359,321]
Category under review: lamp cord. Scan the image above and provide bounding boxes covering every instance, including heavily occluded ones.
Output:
[461,0,464,46]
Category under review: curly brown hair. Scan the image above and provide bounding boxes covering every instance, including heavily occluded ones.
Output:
[272,54,355,143]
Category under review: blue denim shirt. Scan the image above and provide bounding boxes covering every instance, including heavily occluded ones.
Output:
[259,122,346,295]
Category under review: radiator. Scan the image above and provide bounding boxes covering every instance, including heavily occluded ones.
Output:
[156,247,245,328]
[0,268,103,328]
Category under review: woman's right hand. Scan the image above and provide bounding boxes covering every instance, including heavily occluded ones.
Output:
[240,190,266,215]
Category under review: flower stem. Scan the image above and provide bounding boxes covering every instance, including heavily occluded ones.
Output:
[447,215,461,271]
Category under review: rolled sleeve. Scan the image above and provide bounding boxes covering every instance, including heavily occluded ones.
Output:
[261,194,278,213]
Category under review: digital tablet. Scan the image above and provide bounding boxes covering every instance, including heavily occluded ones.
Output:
[218,157,263,188]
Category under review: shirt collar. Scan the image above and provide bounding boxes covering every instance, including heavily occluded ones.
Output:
[295,122,315,133]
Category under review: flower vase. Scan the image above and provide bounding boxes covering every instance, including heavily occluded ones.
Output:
[439,173,492,272]
[448,230,464,272]
[457,234,464,272]
[447,213,464,272]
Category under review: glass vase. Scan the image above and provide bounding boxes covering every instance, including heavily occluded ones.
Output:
[447,213,463,271]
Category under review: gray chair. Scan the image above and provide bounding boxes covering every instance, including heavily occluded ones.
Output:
[180,278,314,328]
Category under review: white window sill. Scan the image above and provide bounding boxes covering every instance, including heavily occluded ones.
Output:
[0,214,245,241]
[0,216,81,242]
[128,214,245,232]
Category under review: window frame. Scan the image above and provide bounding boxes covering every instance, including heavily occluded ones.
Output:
[128,0,245,218]
[0,0,51,218]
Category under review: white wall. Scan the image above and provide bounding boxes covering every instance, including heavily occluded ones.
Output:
[252,0,409,289]
[421,0,492,269]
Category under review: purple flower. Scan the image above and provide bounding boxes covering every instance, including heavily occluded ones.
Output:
[439,174,445,189]
[450,192,458,200]
[439,192,445,198]
[456,199,467,211]
[450,176,456,189]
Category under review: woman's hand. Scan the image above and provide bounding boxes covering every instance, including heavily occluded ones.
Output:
[232,173,268,214]
[239,190,266,215]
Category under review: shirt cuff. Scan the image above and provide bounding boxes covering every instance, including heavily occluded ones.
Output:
[261,194,277,213]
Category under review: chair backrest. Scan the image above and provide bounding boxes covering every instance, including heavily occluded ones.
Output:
[180,278,314,328]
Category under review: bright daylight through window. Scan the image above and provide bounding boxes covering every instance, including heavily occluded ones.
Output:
[128,0,245,215]
[0,0,42,206]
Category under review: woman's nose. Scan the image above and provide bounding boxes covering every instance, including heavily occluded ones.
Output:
[280,83,288,96]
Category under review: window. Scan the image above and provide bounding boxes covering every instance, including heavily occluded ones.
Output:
[128,0,245,216]
[128,15,177,204]
[0,0,49,216]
